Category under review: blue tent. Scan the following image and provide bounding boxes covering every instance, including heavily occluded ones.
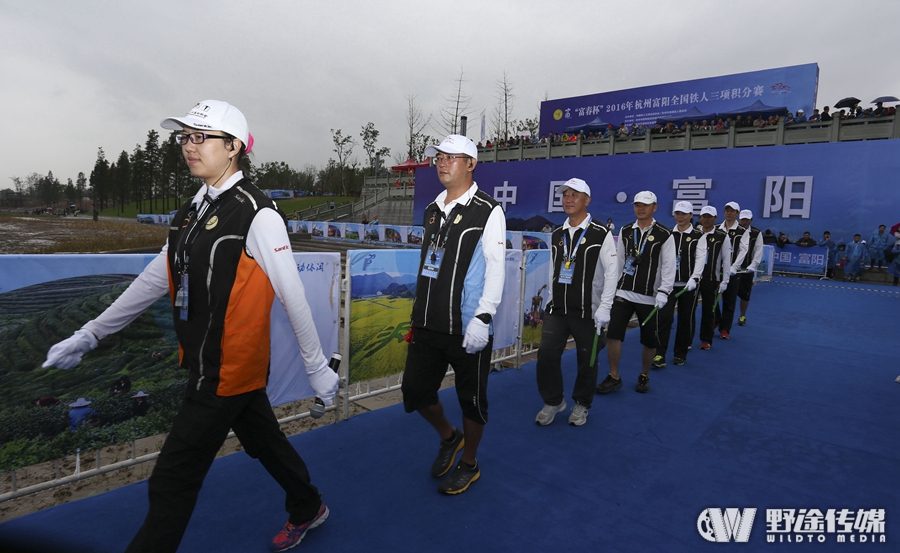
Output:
[656,106,719,126]
[565,116,614,134]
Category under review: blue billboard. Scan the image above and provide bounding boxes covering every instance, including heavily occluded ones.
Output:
[413,139,898,246]
[539,63,819,136]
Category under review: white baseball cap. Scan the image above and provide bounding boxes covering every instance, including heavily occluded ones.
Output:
[161,100,250,150]
[724,201,741,212]
[739,209,753,220]
[558,178,591,197]
[673,201,693,214]
[424,134,478,161]
[700,206,717,217]
[633,191,657,204]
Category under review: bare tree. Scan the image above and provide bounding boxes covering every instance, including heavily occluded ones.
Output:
[435,69,472,137]
[403,95,434,162]
[360,122,390,175]
[490,71,516,141]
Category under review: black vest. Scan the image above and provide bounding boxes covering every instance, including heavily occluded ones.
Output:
[672,226,704,284]
[167,180,286,395]
[411,189,499,335]
[617,221,673,297]
[723,223,746,265]
[547,219,610,318]
[701,228,728,281]
[740,227,761,269]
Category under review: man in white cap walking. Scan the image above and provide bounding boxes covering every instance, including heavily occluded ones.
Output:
[596,191,675,394]
[697,206,731,350]
[736,209,763,326]
[535,178,617,427]
[401,134,506,494]
[653,201,706,367]
[716,201,749,339]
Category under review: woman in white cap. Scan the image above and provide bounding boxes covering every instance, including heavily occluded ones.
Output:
[43,100,338,553]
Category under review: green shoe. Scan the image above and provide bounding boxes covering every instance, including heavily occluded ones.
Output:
[652,355,666,368]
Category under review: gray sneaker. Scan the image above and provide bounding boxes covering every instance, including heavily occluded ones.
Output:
[568,403,589,426]
[535,400,567,426]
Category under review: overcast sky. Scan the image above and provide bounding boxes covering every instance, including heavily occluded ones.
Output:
[2,0,898,187]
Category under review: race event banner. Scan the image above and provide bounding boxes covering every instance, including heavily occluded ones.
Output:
[540,63,818,134]
[414,140,899,247]
[771,245,828,276]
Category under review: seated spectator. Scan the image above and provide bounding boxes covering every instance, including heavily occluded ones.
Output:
[820,106,833,121]
[762,229,777,244]
[794,109,807,123]
[795,231,817,247]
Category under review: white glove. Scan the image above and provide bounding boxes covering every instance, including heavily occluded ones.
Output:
[43,329,98,370]
[728,266,738,276]
[593,307,611,333]
[655,292,668,309]
[306,361,340,406]
[718,281,729,293]
[462,317,490,354]
[684,279,698,292]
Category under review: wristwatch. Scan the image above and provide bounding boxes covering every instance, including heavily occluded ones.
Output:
[475,313,492,325]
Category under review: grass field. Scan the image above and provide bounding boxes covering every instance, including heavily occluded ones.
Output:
[348,296,412,382]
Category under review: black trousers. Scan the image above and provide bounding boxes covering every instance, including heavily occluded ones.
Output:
[656,285,699,360]
[125,387,322,553]
[717,276,740,332]
[536,313,606,409]
[698,279,720,343]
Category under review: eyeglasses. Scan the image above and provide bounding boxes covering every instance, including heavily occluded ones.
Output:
[433,154,470,165]
[175,132,231,146]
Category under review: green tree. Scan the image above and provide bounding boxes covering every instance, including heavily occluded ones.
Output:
[360,122,391,175]
[89,148,110,210]
[113,151,132,213]
[330,129,356,196]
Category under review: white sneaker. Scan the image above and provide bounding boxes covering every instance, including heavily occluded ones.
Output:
[568,403,589,426]
[535,400,567,426]
[896,375,900,383]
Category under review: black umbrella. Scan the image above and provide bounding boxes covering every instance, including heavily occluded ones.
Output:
[871,95,899,103]
[833,96,861,109]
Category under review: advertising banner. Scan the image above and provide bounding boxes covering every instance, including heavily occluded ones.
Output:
[771,245,827,275]
[523,250,552,346]
[540,63,818,135]
[416,140,900,246]
[0,252,339,470]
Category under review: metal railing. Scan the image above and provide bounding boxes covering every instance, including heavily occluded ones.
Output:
[475,115,900,163]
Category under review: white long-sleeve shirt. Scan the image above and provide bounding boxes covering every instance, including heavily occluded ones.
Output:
[718,219,749,273]
[562,214,618,315]
[671,223,707,285]
[82,171,328,373]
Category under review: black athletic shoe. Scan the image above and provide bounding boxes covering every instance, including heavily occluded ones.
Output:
[651,355,666,368]
[673,357,685,366]
[738,316,747,326]
[635,374,650,393]
[596,374,623,394]
[430,428,465,478]
[438,460,480,495]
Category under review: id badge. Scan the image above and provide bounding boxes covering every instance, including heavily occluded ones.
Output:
[559,261,576,285]
[675,255,681,266]
[421,247,444,279]
[178,273,189,321]
[623,256,637,276]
